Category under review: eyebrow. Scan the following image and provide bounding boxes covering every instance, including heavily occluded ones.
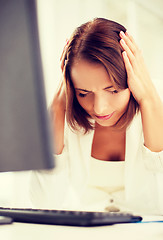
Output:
[75,85,114,92]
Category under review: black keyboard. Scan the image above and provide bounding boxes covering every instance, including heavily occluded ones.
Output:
[0,207,142,226]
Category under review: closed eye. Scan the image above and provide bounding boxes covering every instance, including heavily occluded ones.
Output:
[105,89,119,95]
[104,86,119,95]
[78,92,88,98]
[111,90,119,94]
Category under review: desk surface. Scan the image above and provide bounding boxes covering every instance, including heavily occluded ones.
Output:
[1,218,163,240]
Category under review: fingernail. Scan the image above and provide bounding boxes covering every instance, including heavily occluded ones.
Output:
[120,39,125,45]
[120,31,125,37]
[122,51,127,56]
[125,31,130,36]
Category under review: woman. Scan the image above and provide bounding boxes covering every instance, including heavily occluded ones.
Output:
[30,18,163,214]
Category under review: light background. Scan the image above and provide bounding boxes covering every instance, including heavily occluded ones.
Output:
[36,0,163,105]
[0,0,163,207]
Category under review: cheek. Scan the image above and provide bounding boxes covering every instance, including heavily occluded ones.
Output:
[76,96,92,112]
[115,90,131,111]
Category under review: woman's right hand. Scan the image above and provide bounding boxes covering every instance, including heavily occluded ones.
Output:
[60,39,69,72]
[49,40,69,154]
[50,39,69,116]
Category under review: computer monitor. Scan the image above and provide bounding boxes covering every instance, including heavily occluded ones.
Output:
[0,0,55,172]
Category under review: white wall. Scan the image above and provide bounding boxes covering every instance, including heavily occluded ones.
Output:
[36,0,163,105]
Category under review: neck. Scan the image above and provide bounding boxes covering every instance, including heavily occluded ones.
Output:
[95,122,126,133]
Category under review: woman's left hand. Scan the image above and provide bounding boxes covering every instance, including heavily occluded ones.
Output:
[119,31,156,106]
[120,31,163,152]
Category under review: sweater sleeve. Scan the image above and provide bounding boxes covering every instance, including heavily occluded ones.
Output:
[142,145,163,172]
[142,79,163,172]
[29,122,70,209]
[29,151,70,209]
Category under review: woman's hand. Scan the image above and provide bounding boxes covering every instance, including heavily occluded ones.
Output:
[60,39,69,72]
[119,31,156,106]
[49,40,69,154]
[120,31,163,152]
[50,39,69,114]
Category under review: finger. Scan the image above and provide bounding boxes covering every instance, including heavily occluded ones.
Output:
[60,39,69,71]
[122,51,134,78]
[125,31,138,48]
[120,31,138,56]
[60,49,67,72]
[60,40,69,61]
[120,38,135,66]
[60,55,65,72]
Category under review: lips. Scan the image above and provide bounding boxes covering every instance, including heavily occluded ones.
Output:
[95,112,114,120]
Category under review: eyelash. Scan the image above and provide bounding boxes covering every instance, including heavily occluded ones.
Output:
[111,90,118,94]
[78,93,88,98]
[78,90,118,98]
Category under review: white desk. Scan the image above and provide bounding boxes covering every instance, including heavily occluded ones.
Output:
[1,219,163,240]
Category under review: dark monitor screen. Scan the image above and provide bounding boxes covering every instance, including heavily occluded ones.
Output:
[0,0,55,172]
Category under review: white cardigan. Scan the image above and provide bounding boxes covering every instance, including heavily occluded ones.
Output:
[30,112,163,214]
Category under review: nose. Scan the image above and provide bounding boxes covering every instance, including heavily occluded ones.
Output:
[93,94,110,115]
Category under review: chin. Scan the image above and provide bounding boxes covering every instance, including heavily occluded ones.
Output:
[95,119,116,127]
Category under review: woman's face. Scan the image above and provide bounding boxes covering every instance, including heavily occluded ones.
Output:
[71,60,131,127]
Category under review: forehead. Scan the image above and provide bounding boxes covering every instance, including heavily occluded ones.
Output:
[70,60,113,90]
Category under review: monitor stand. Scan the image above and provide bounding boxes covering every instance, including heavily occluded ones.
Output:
[0,216,13,225]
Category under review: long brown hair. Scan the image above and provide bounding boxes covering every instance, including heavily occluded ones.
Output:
[63,18,139,133]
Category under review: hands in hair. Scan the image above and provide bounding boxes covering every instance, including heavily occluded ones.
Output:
[120,31,156,106]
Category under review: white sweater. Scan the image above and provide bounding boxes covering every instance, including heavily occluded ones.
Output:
[30,112,163,214]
